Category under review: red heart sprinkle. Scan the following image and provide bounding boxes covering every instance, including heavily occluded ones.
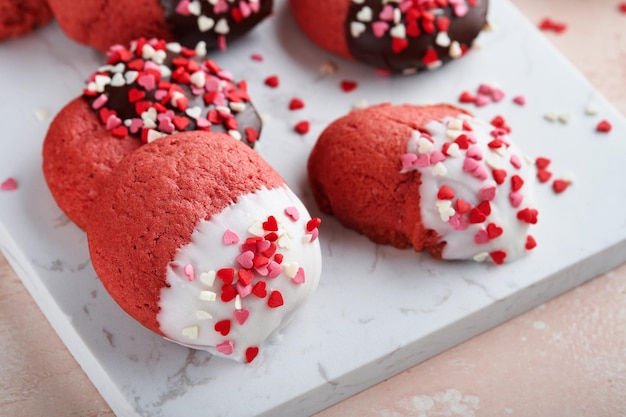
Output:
[477,200,492,216]
[289,98,305,110]
[392,37,409,54]
[128,88,146,103]
[294,121,310,135]
[596,120,612,133]
[245,346,259,363]
[134,100,151,115]
[127,58,144,71]
[535,157,551,170]
[111,125,128,138]
[525,235,537,250]
[245,127,259,143]
[459,91,475,103]
[517,208,539,224]
[490,250,507,265]
[340,80,358,93]
[492,169,507,185]
[536,169,552,183]
[221,285,237,302]
[252,281,267,298]
[217,268,235,285]
[455,198,470,214]
[306,217,322,232]
[214,320,231,336]
[264,75,279,88]
[511,175,524,192]
[552,179,570,194]
[421,47,439,65]
[172,116,189,131]
[262,216,278,231]
[454,134,470,149]
[267,290,284,308]
[486,223,503,239]
[98,108,117,124]
[238,269,254,286]
[274,253,284,264]
[620,2,626,13]
[469,208,487,224]
[437,185,455,200]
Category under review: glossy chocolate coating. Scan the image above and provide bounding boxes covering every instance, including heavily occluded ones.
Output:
[160,0,274,50]
[345,0,489,73]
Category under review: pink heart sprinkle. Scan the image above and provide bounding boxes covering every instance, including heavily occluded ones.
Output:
[308,228,319,243]
[158,117,175,134]
[379,5,394,21]
[249,0,260,12]
[267,261,282,279]
[0,177,17,191]
[256,239,271,253]
[466,145,483,160]
[510,154,522,169]
[491,88,506,102]
[214,0,228,14]
[196,117,211,128]
[474,229,489,244]
[105,114,122,130]
[183,264,195,281]
[509,191,524,208]
[190,85,204,96]
[454,3,468,17]
[91,94,108,109]
[255,264,269,277]
[463,157,480,174]
[513,95,526,106]
[204,76,220,92]
[213,93,226,107]
[154,89,168,101]
[285,207,300,221]
[372,21,389,38]
[236,250,254,269]
[474,94,490,107]
[129,118,144,134]
[401,153,417,171]
[137,74,156,91]
[223,229,240,245]
[236,281,252,297]
[216,340,234,355]
[473,165,489,180]
[477,84,493,95]
[143,60,160,72]
[234,309,250,325]
[465,132,477,144]
[448,213,468,231]
[292,267,305,284]
[479,185,497,201]
[239,1,251,18]
[430,150,446,164]
[176,0,191,16]
[414,153,431,168]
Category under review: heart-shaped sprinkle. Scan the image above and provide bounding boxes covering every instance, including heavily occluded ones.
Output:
[284,206,300,221]
[237,268,254,286]
[448,213,468,231]
[437,185,455,200]
[236,281,252,297]
[479,185,497,201]
[223,229,240,245]
[264,75,279,88]
[596,120,612,133]
[486,223,503,239]
[525,235,537,250]
[221,285,237,302]
[340,80,358,93]
[517,208,539,224]
[292,267,305,284]
[509,191,523,208]
[245,346,259,363]
[236,250,254,269]
[372,21,389,38]
[200,270,216,286]
[188,0,201,15]
[198,15,215,32]
[455,198,470,214]
[217,268,235,285]
[552,179,570,193]
[511,175,524,191]
[252,281,267,298]
[214,320,231,336]
[492,169,507,185]
[262,216,278,231]
[105,114,122,130]
[183,264,195,281]
[469,208,487,224]
[537,169,552,183]
[474,229,489,244]
[295,121,310,135]
[392,37,409,53]
[351,21,366,38]
[182,326,198,339]
[490,250,507,265]
[431,162,448,177]
[216,340,234,355]
[176,0,191,15]
[0,177,17,191]
[234,309,250,325]
[267,290,284,308]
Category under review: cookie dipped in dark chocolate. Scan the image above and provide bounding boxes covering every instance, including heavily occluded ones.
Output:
[345,0,488,74]
[83,38,262,148]
[160,0,274,51]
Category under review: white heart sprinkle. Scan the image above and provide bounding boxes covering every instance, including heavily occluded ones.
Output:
[283,263,299,279]
[125,70,138,84]
[200,271,216,286]
[389,24,406,39]
[199,290,217,301]
[351,21,366,38]
[431,162,448,177]
[195,41,207,57]
[188,0,202,16]
[585,102,599,115]
[446,143,461,158]
[229,130,242,141]
[110,72,125,87]
[190,71,206,88]
[142,44,156,60]
[185,106,202,119]
[196,310,213,320]
[166,42,182,53]
[449,41,462,59]
[473,252,489,263]
[182,326,199,339]
[356,6,373,22]
[198,15,214,32]
[417,137,434,154]
[436,31,451,47]
[215,18,230,35]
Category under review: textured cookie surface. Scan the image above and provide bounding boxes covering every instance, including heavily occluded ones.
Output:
[308,103,538,264]
[290,0,489,73]
[0,0,53,41]
[87,131,322,362]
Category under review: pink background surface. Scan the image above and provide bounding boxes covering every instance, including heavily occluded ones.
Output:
[1,1,625,416]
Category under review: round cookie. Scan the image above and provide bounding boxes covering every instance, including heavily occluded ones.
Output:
[87,131,322,363]
[42,38,262,230]
[290,0,489,74]
[47,0,273,52]
[0,0,53,41]
[308,103,538,264]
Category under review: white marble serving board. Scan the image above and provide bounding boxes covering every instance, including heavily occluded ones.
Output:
[1,1,625,416]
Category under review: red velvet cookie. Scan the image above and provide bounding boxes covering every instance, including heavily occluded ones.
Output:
[0,0,53,41]
[47,0,273,52]
[42,38,262,230]
[87,131,322,362]
[308,103,539,264]
[290,0,489,74]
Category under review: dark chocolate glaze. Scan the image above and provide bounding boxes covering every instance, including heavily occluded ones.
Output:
[160,0,274,50]
[84,41,262,148]
[345,0,489,73]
